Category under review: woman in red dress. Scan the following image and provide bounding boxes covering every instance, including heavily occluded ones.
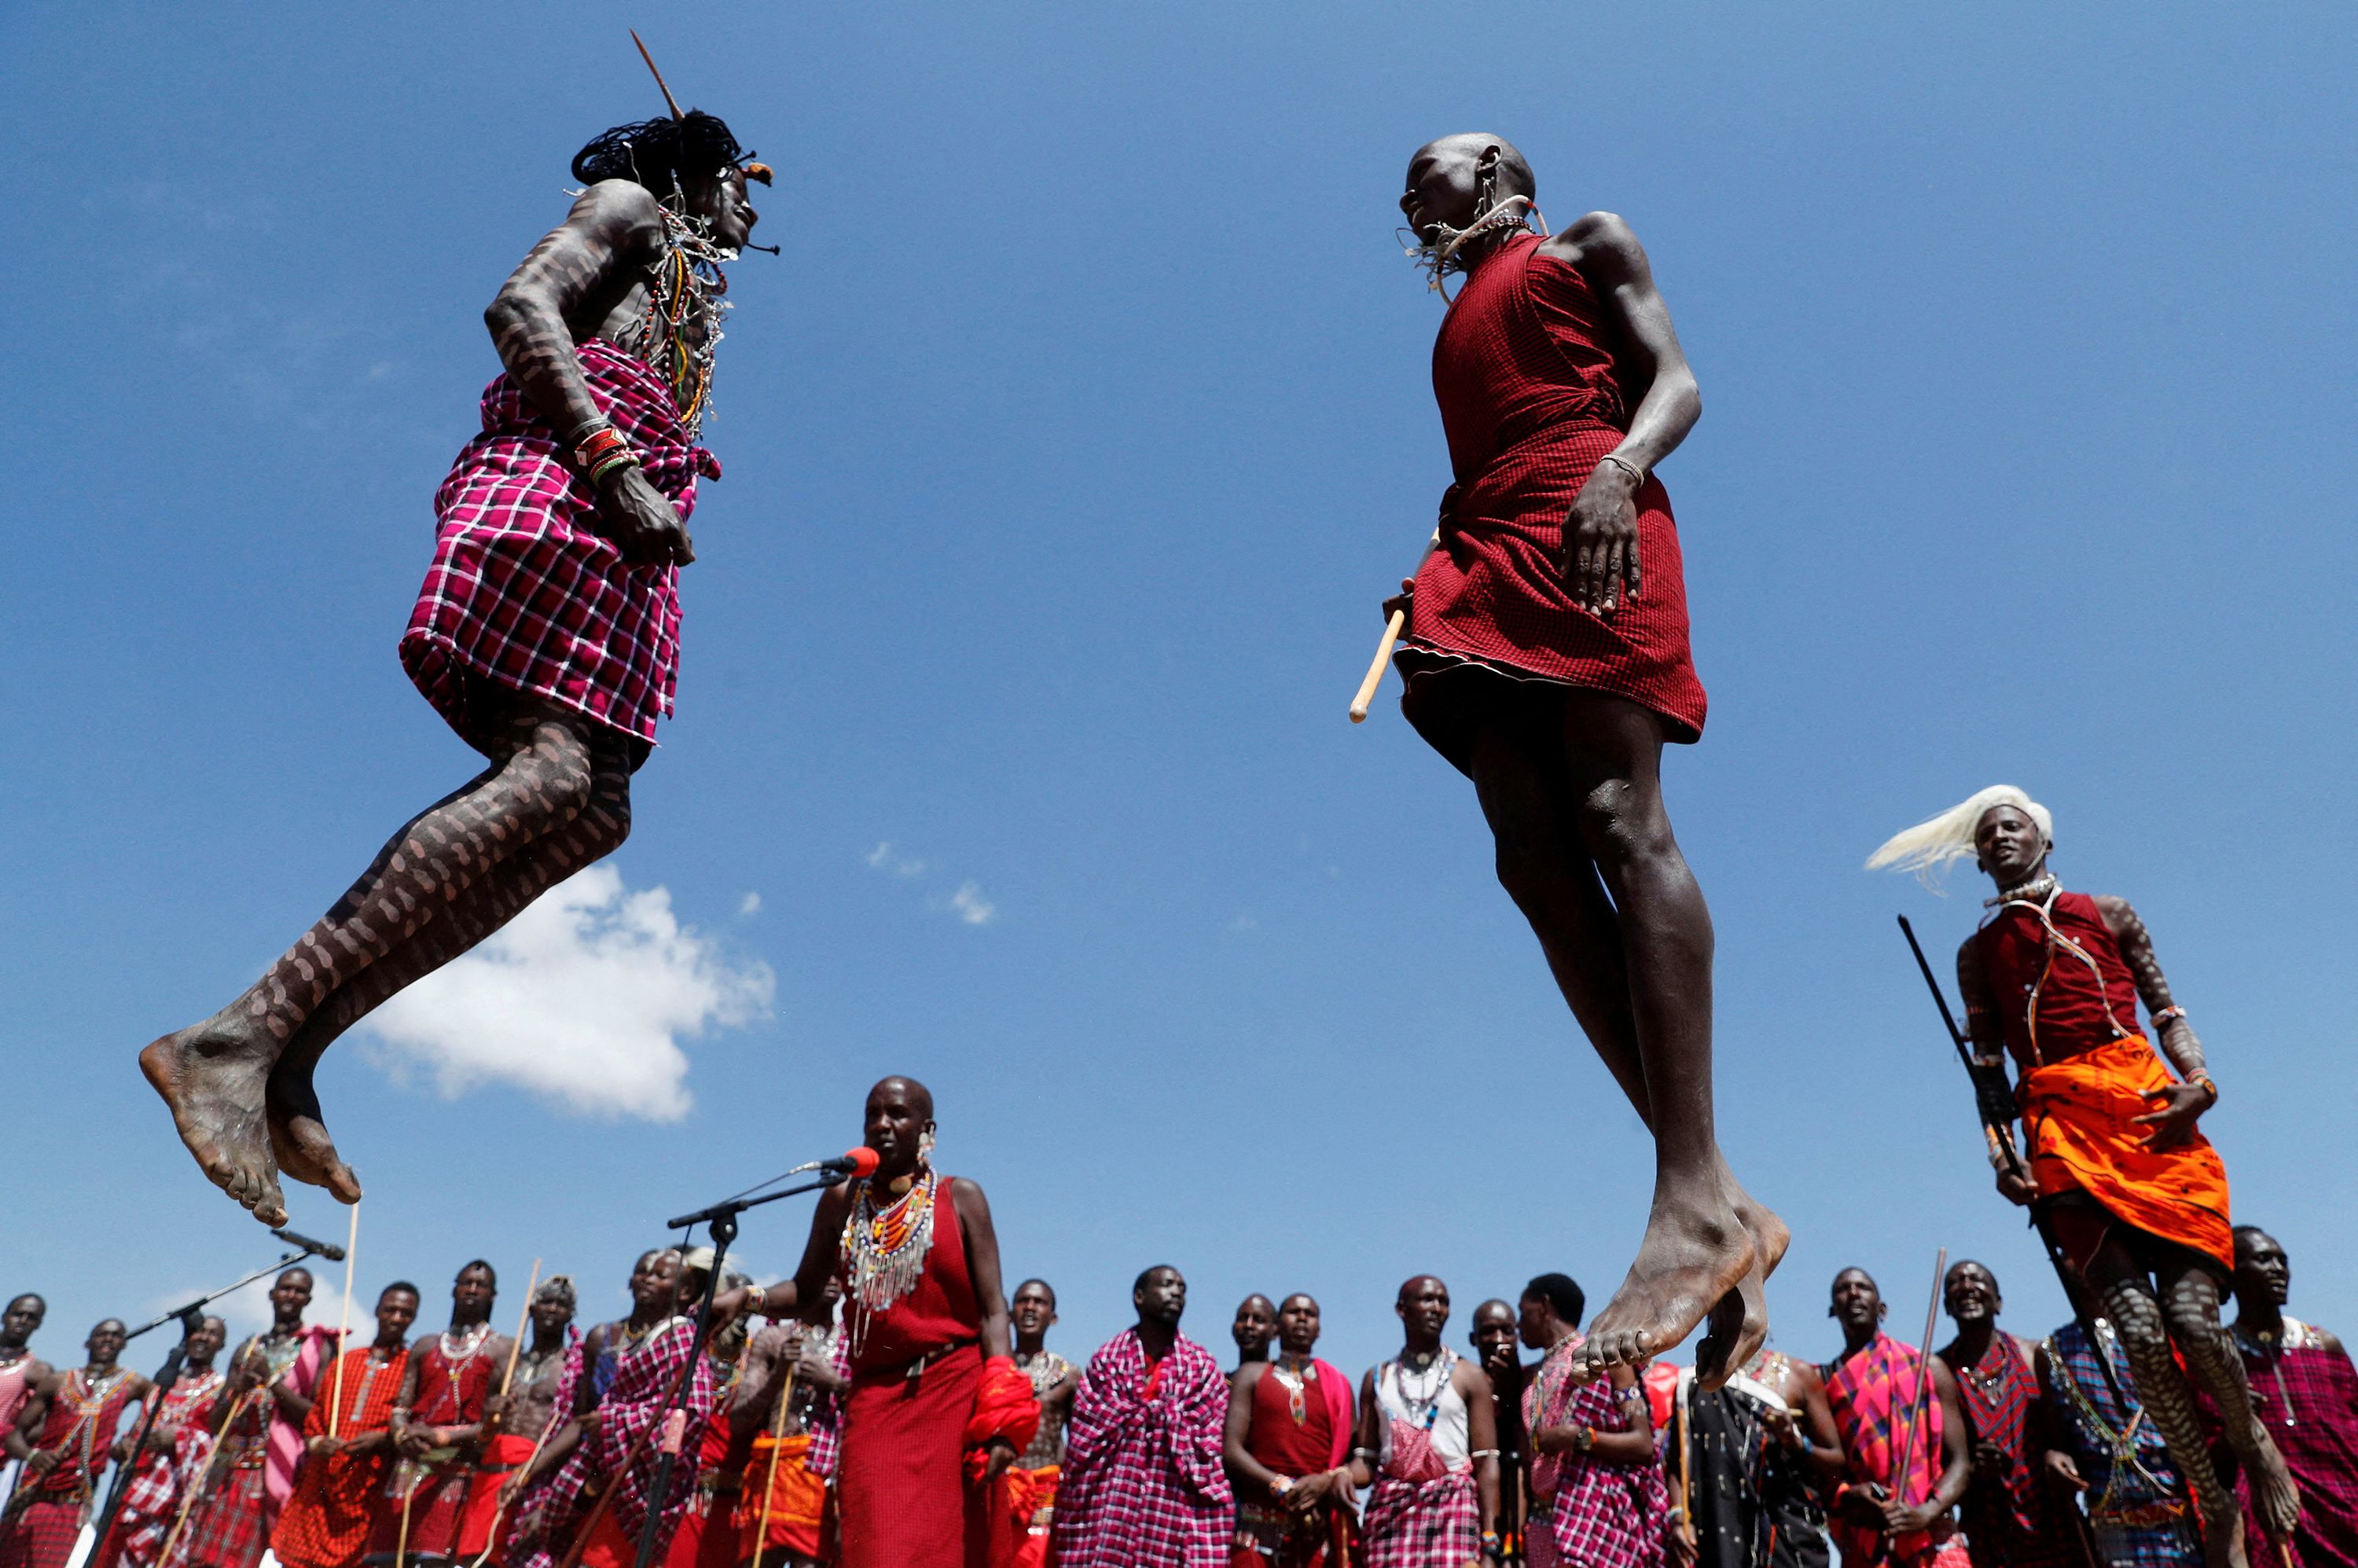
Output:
[1384,133,1780,1386]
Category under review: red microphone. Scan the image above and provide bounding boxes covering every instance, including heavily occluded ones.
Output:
[813,1147,880,1181]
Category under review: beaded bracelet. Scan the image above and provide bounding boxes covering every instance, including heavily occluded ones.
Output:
[2152,1005,2188,1029]
[2187,1070,2218,1104]
[588,445,643,486]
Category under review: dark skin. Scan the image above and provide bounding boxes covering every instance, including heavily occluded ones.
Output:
[218,1269,318,1430]
[7,1321,152,1481]
[1389,133,1780,1388]
[1934,1262,2042,1496]
[1519,1288,1651,1467]
[2231,1228,2348,1359]
[116,1317,226,1463]
[1225,1294,1353,1514]
[0,1296,53,1428]
[1231,1295,1277,1375]
[1350,1279,1499,1540]
[483,1287,576,1448]
[731,1077,1018,1475]
[138,161,761,1229]
[1010,1281,1078,1464]
[391,1263,509,1460]
[1133,1269,1188,1362]
[516,1251,679,1489]
[1826,1270,1971,1540]
[1470,1301,1526,1540]
[307,1289,419,1462]
[1956,804,2299,1555]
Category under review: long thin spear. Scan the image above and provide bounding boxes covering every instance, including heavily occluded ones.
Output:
[328,1204,362,1438]
[630,31,685,121]
[1894,916,2132,1412]
[1887,1247,1946,1503]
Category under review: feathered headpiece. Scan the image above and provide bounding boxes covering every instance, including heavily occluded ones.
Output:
[1867,784,2052,888]
[534,1274,577,1309]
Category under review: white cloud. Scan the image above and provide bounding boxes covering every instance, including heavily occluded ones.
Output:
[146,1265,361,1346]
[865,842,927,877]
[738,891,762,916]
[941,882,997,927]
[361,865,773,1121]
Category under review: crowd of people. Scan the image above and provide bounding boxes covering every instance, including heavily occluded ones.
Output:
[2,1138,2349,1568]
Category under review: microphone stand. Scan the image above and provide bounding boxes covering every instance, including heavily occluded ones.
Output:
[89,1243,336,1552]
[1895,916,2131,1411]
[627,1176,843,1568]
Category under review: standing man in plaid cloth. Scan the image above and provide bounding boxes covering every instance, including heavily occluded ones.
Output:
[1051,1267,1234,1568]
[2217,1227,2358,1568]
[0,1321,152,1568]
[139,104,771,1229]
[90,1316,229,1568]
[1351,1277,1500,1567]
[173,1271,339,1568]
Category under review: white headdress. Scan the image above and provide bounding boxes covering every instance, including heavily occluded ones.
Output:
[1867,785,2052,887]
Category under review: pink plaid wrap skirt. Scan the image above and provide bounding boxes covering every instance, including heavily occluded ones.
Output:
[402,338,717,750]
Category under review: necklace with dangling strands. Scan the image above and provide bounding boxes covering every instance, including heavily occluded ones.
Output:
[1390,1346,1454,1430]
[1269,1356,1318,1426]
[841,1170,938,1354]
[1400,193,1548,303]
[639,198,733,443]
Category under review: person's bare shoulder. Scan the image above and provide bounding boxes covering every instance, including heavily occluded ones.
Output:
[1454,1357,1493,1397]
[2092,894,2136,927]
[1537,210,1640,267]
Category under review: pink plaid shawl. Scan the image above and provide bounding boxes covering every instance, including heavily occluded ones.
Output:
[404,338,718,747]
[1050,1331,1232,1568]
[512,1321,715,1568]
[1523,1336,1666,1568]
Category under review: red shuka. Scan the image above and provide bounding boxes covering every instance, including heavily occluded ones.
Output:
[838,1177,984,1568]
[1397,231,1707,768]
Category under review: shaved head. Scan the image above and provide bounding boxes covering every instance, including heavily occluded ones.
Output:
[1410,133,1536,200]
[869,1075,934,1121]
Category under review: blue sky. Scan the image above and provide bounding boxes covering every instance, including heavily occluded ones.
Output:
[2,1,2352,1385]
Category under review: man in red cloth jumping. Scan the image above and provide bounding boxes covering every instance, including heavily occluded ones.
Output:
[139,103,769,1228]
[1382,132,1778,1385]
[735,1077,1038,1567]
[1872,785,2301,1567]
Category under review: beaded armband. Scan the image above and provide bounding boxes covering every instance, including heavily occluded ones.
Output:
[574,423,641,485]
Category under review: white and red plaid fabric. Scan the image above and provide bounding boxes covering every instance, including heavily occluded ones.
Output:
[402,337,718,747]
[1360,1471,1480,1567]
[1049,1330,1232,1568]
[105,1371,226,1568]
[1523,1335,1667,1568]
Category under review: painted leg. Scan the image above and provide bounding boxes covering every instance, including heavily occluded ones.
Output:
[141,707,598,1224]
[2096,1269,2246,1568]
[2160,1265,2301,1545]
[269,757,632,1199]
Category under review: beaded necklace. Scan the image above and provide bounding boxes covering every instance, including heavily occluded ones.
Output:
[841,1171,938,1348]
[640,203,733,444]
[1269,1357,1317,1425]
[1387,1347,1454,1430]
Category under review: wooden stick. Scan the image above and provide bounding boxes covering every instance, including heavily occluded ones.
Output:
[465,1416,562,1568]
[498,1262,542,1400]
[630,30,686,121]
[1675,1370,1695,1548]
[329,1204,362,1438]
[1889,1247,1947,1499]
[1348,610,1407,723]
[746,1350,801,1568]
[155,1387,262,1568]
[393,1474,422,1568]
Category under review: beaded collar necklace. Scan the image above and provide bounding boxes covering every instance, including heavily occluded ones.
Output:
[1988,872,2059,909]
[641,202,734,444]
[842,1171,939,1352]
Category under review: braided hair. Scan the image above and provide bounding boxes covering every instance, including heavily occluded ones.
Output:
[571,111,752,207]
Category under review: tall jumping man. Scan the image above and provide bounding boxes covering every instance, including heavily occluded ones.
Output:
[140,94,769,1226]
[1871,785,2300,1566]
[1383,132,1776,1381]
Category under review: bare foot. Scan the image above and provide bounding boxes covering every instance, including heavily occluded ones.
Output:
[1578,1184,1756,1380]
[141,1014,288,1226]
[1691,1258,1768,1392]
[266,1042,362,1206]
[1723,1169,1790,1280]
[2242,1423,2302,1544]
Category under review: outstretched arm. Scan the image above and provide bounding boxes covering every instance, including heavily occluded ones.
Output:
[1542,212,1702,616]
[2097,897,2214,1148]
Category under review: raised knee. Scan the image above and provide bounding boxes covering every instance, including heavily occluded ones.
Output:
[1571,782,1674,868]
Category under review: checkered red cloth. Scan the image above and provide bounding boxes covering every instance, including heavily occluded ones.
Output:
[1049,1330,1232,1568]
[403,337,718,747]
[511,1320,714,1568]
[169,1461,270,1568]
[0,1498,85,1568]
[2216,1320,2358,1566]
[1361,1471,1479,1567]
[1524,1339,1666,1568]
[95,1370,226,1568]
[1396,231,1707,758]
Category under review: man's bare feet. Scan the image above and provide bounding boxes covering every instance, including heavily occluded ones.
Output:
[140,1013,288,1226]
[2242,1423,2301,1544]
[1578,1182,1757,1380]
[1723,1170,1790,1280]
[1691,1260,1768,1391]
[266,1044,362,1206]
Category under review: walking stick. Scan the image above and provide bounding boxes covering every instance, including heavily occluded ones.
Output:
[1347,534,1440,722]
[745,1350,799,1568]
[1893,916,2134,1412]
[152,1386,263,1568]
[328,1205,362,1439]
[1887,1248,1946,1507]
[498,1264,543,1401]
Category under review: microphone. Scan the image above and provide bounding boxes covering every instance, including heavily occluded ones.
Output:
[791,1148,880,1181]
[270,1227,348,1262]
